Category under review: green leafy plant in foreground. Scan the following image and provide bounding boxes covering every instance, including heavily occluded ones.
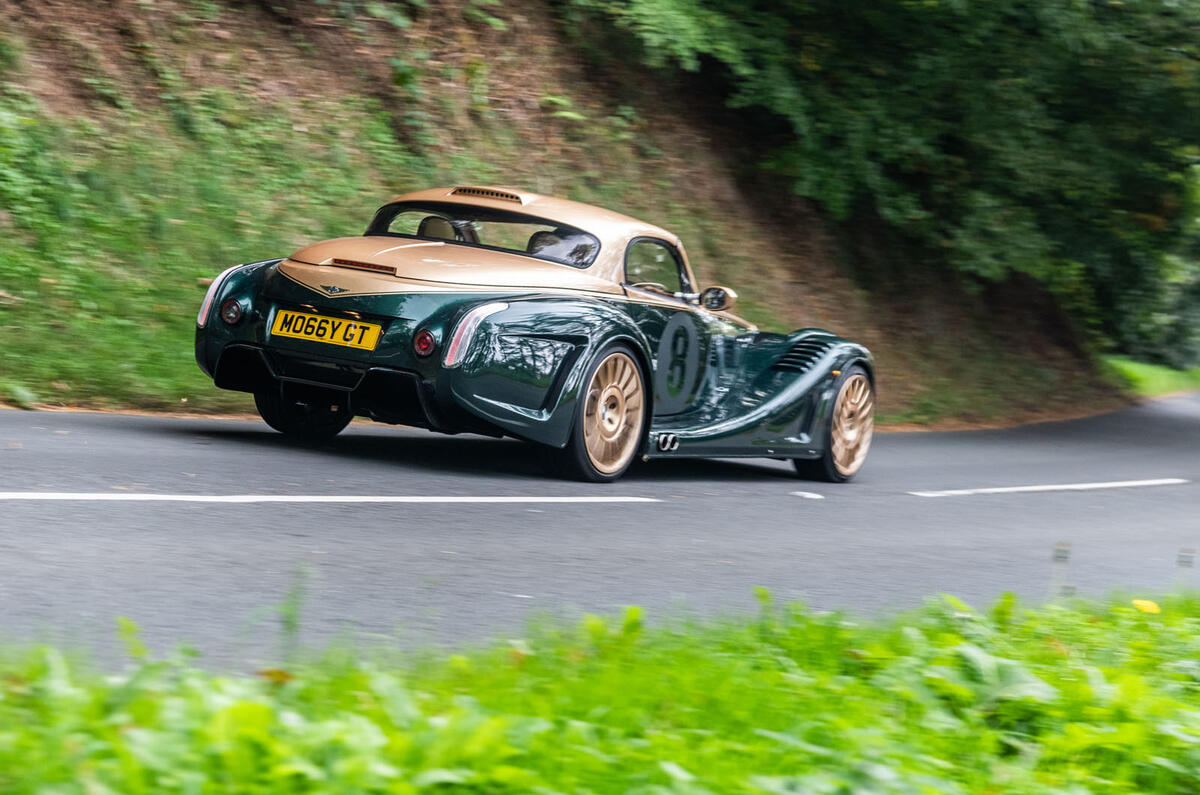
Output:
[4,595,1200,793]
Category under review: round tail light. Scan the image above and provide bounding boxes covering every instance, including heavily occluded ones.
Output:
[413,329,436,357]
[220,299,244,325]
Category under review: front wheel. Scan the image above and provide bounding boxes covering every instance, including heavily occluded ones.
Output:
[794,366,874,482]
[254,390,352,443]
[544,344,647,482]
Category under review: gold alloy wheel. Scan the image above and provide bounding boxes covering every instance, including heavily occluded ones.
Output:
[831,373,875,477]
[582,351,645,475]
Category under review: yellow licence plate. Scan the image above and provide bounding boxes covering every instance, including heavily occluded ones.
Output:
[271,309,383,350]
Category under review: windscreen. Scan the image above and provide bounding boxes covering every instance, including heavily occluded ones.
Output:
[366,201,601,268]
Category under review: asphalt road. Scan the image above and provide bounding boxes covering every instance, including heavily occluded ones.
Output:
[1,393,1198,666]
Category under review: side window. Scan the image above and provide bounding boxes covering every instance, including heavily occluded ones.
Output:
[625,239,685,296]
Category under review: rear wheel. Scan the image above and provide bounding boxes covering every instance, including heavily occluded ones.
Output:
[254,390,351,443]
[794,366,874,482]
[544,344,647,482]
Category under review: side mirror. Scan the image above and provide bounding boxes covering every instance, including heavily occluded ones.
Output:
[700,286,737,312]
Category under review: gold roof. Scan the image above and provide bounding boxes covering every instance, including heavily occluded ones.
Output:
[280,186,752,328]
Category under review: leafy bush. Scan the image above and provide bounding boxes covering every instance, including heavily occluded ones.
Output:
[5,595,1200,792]
[566,0,1200,364]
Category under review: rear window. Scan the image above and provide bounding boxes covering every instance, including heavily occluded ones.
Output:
[366,201,601,268]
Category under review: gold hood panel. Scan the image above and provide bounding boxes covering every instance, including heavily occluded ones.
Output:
[281,236,622,297]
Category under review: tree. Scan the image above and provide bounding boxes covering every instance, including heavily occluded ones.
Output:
[568,0,1200,363]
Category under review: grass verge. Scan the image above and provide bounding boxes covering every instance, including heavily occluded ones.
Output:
[1105,356,1200,398]
[0,83,440,412]
[4,593,1200,793]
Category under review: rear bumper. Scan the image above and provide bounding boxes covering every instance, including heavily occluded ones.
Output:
[211,343,499,435]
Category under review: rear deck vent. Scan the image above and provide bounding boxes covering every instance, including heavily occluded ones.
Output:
[450,186,525,204]
[772,338,835,374]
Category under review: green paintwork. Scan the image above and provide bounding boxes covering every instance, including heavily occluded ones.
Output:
[196,259,872,460]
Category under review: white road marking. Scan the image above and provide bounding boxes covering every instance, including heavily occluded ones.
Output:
[790,491,826,500]
[910,478,1189,498]
[0,492,661,504]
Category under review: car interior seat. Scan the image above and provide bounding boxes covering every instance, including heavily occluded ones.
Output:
[418,216,458,241]
[526,230,563,256]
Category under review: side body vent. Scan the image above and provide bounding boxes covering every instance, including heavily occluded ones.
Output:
[773,338,835,373]
[450,186,525,204]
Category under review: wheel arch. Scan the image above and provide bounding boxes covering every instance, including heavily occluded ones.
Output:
[443,295,655,448]
[846,356,875,386]
[605,332,655,406]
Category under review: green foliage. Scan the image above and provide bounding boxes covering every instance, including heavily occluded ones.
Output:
[466,0,507,31]
[540,94,587,122]
[567,0,1200,364]
[7,595,1200,791]
[1105,355,1200,398]
[0,33,21,74]
[0,381,37,409]
[365,1,413,28]
[185,0,224,22]
[0,82,435,410]
[1120,170,1200,367]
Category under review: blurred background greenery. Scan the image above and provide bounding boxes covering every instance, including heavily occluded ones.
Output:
[0,0,1197,420]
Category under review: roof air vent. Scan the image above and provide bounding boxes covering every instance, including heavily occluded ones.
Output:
[772,338,835,374]
[450,186,526,204]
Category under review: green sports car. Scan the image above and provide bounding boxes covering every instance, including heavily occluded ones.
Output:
[196,186,874,482]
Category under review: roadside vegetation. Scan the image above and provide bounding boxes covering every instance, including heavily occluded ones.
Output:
[1106,357,1200,399]
[6,593,1200,793]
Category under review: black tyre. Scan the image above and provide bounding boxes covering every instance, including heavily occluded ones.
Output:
[794,365,874,482]
[544,343,648,482]
[254,390,352,443]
